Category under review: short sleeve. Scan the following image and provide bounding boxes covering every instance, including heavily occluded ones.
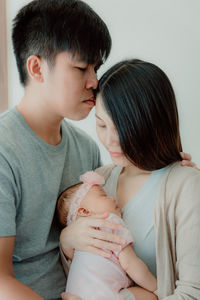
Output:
[0,153,19,236]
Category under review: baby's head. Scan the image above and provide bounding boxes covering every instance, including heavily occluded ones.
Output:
[57,171,121,227]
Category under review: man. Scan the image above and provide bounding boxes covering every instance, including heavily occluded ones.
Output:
[0,0,115,299]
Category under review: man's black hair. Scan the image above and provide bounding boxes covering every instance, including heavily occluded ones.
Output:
[12,0,112,86]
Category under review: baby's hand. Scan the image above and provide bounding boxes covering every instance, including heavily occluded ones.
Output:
[61,292,82,300]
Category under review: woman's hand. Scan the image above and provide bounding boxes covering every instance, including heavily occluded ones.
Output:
[180,152,199,169]
[60,213,126,259]
[61,292,81,300]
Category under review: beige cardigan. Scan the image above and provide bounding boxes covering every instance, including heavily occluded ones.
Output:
[154,162,200,299]
[96,162,200,300]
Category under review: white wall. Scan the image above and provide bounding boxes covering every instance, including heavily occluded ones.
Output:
[7,0,200,166]
[6,0,29,109]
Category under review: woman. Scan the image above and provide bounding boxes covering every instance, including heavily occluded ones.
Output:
[61,59,200,300]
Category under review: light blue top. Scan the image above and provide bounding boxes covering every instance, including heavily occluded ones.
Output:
[0,107,101,299]
[103,165,168,277]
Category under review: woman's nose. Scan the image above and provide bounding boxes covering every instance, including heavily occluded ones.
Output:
[106,129,120,147]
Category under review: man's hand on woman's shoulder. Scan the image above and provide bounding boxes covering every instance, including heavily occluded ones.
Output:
[180,152,199,170]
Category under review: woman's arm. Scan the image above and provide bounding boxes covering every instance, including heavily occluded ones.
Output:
[159,167,200,299]
[60,213,127,259]
[119,245,157,292]
[172,170,200,299]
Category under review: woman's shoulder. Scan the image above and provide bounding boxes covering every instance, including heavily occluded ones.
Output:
[156,162,200,217]
[162,162,200,204]
[166,161,200,183]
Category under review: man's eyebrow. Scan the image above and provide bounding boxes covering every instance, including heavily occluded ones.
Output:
[76,58,103,67]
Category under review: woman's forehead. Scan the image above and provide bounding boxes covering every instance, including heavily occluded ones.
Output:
[95,96,110,120]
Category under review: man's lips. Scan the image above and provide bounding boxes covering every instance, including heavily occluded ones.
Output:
[83,96,95,107]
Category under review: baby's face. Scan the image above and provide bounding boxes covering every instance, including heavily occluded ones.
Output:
[81,185,121,217]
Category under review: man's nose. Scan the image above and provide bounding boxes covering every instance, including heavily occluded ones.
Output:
[86,69,98,90]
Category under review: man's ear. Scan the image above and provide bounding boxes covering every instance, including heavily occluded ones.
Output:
[26,55,44,83]
[77,207,92,217]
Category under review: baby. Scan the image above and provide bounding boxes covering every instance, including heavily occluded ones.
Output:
[57,171,157,300]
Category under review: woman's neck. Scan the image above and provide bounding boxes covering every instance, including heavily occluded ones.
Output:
[117,164,152,209]
[121,164,152,178]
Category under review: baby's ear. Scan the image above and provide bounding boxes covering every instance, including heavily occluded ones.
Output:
[77,207,92,217]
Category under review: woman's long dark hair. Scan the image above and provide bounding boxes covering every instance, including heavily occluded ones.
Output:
[98,59,182,171]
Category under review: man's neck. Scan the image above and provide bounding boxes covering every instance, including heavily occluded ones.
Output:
[17,93,63,146]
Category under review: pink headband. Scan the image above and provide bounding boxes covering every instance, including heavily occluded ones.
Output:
[67,171,105,225]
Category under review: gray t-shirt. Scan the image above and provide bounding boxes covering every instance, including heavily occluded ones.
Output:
[103,165,167,277]
[0,108,101,299]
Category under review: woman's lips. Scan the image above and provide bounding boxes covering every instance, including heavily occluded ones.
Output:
[109,151,124,157]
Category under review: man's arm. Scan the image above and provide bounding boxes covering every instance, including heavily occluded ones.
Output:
[0,236,44,300]
[119,245,157,292]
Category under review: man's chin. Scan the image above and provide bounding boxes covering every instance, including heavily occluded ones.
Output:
[64,109,93,121]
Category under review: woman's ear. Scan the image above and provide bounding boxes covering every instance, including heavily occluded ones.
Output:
[77,207,92,217]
